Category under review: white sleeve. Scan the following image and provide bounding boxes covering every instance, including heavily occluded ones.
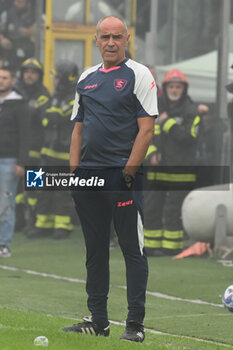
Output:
[126,60,158,116]
[134,66,158,116]
[71,91,80,120]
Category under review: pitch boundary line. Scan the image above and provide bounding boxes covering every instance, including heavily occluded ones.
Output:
[110,320,233,348]
[0,264,223,309]
[0,316,232,349]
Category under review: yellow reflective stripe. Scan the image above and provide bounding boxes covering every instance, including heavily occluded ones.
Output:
[62,100,74,117]
[54,215,73,230]
[35,214,54,228]
[42,118,49,127]
[158,173,196,182]
[54,222,74,230]
[27,197,37,206]
[35,95,49,108]
[154,124,160,135]
[145,145,157,159]
[162,118,177,133]
[29,150,40,159]
[163,230,184,240]
[41,147,69,160]
[15,193,25,204]
[144,238,162,248]
[22,58,42,69]
[46,106,63,115]
[62,107,73,117]
[55,215,71,224]
[191,115,200,138]
[144,229,163,238]
[147,172,157,180]
[47,104,73,117]
[147,172,196,182]
[162,240,183,250]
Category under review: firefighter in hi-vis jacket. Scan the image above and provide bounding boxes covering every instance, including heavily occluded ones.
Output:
[15,58,51,233]
[144,69,201,256]
[28,59,79,239]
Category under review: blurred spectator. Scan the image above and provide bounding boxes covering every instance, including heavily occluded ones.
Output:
[107,0,125,16]
[14,58,51,233]
[226,80,233,173]
[28,59,79,240]
[196,104,216,166]
[143,69,200,257]
[0,66,29,258]
[0,0,13,13]
[0,0,35,73]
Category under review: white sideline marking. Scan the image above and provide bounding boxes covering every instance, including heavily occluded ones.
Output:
[0,264,86,284]
[0,323,44,332]
[110,320,233,348]
[118,285,223,308]
[1,319,232,349]
[0,264,223,308]
[146,290,223,308]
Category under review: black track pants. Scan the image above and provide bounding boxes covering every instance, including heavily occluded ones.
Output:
[71,168,148,328]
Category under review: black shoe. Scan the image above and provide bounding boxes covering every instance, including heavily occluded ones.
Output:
[145,247,164,257]
[53,229,70,240]
[62,316,110,337]
[26,227,52,238]
[120,321,145,343]
[162,248,182,256]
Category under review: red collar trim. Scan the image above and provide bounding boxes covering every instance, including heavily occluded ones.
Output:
[99,66,120,73]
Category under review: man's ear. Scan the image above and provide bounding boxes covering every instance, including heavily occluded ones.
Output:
[94,34,98,47]
[125,33,130,47]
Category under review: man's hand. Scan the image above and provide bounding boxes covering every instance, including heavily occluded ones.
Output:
[198,104,209,114]
[14,165,25,177]
[158,112,168,124]
[150,153,160,165]
[0,35,12,49]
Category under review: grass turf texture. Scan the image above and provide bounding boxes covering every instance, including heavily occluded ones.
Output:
[0,227,233,349]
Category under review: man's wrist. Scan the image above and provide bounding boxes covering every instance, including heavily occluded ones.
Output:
[122,171,135,186]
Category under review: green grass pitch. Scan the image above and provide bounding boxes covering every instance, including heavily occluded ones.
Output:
[0,227,233,350]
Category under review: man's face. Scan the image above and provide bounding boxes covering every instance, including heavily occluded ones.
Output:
[0,70,14,93]
[23,68,40,85]
[14,0,27,9]
[166,82,185,101]
[95,17,130,69]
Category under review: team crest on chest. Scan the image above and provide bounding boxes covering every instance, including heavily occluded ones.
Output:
[114,79,128,91]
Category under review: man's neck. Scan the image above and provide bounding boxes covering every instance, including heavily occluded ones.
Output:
[0,89,13,99]
[103,57,126,70]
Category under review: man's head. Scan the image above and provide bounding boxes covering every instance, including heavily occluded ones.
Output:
[162,69,188,102]
[166,82,185,101]
[95,16,130,69]
[14,0,28,10]
[20,58,43,85]
[53,59,79,91]
[0,67,15,95]
[146,65,157,81]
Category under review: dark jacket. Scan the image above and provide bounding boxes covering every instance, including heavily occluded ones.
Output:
[15,80,51,159]
[0,90,29,166]
[41,84,76,163]
[155,95,200,166]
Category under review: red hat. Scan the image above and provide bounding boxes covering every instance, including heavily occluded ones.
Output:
[162,69,188,86]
